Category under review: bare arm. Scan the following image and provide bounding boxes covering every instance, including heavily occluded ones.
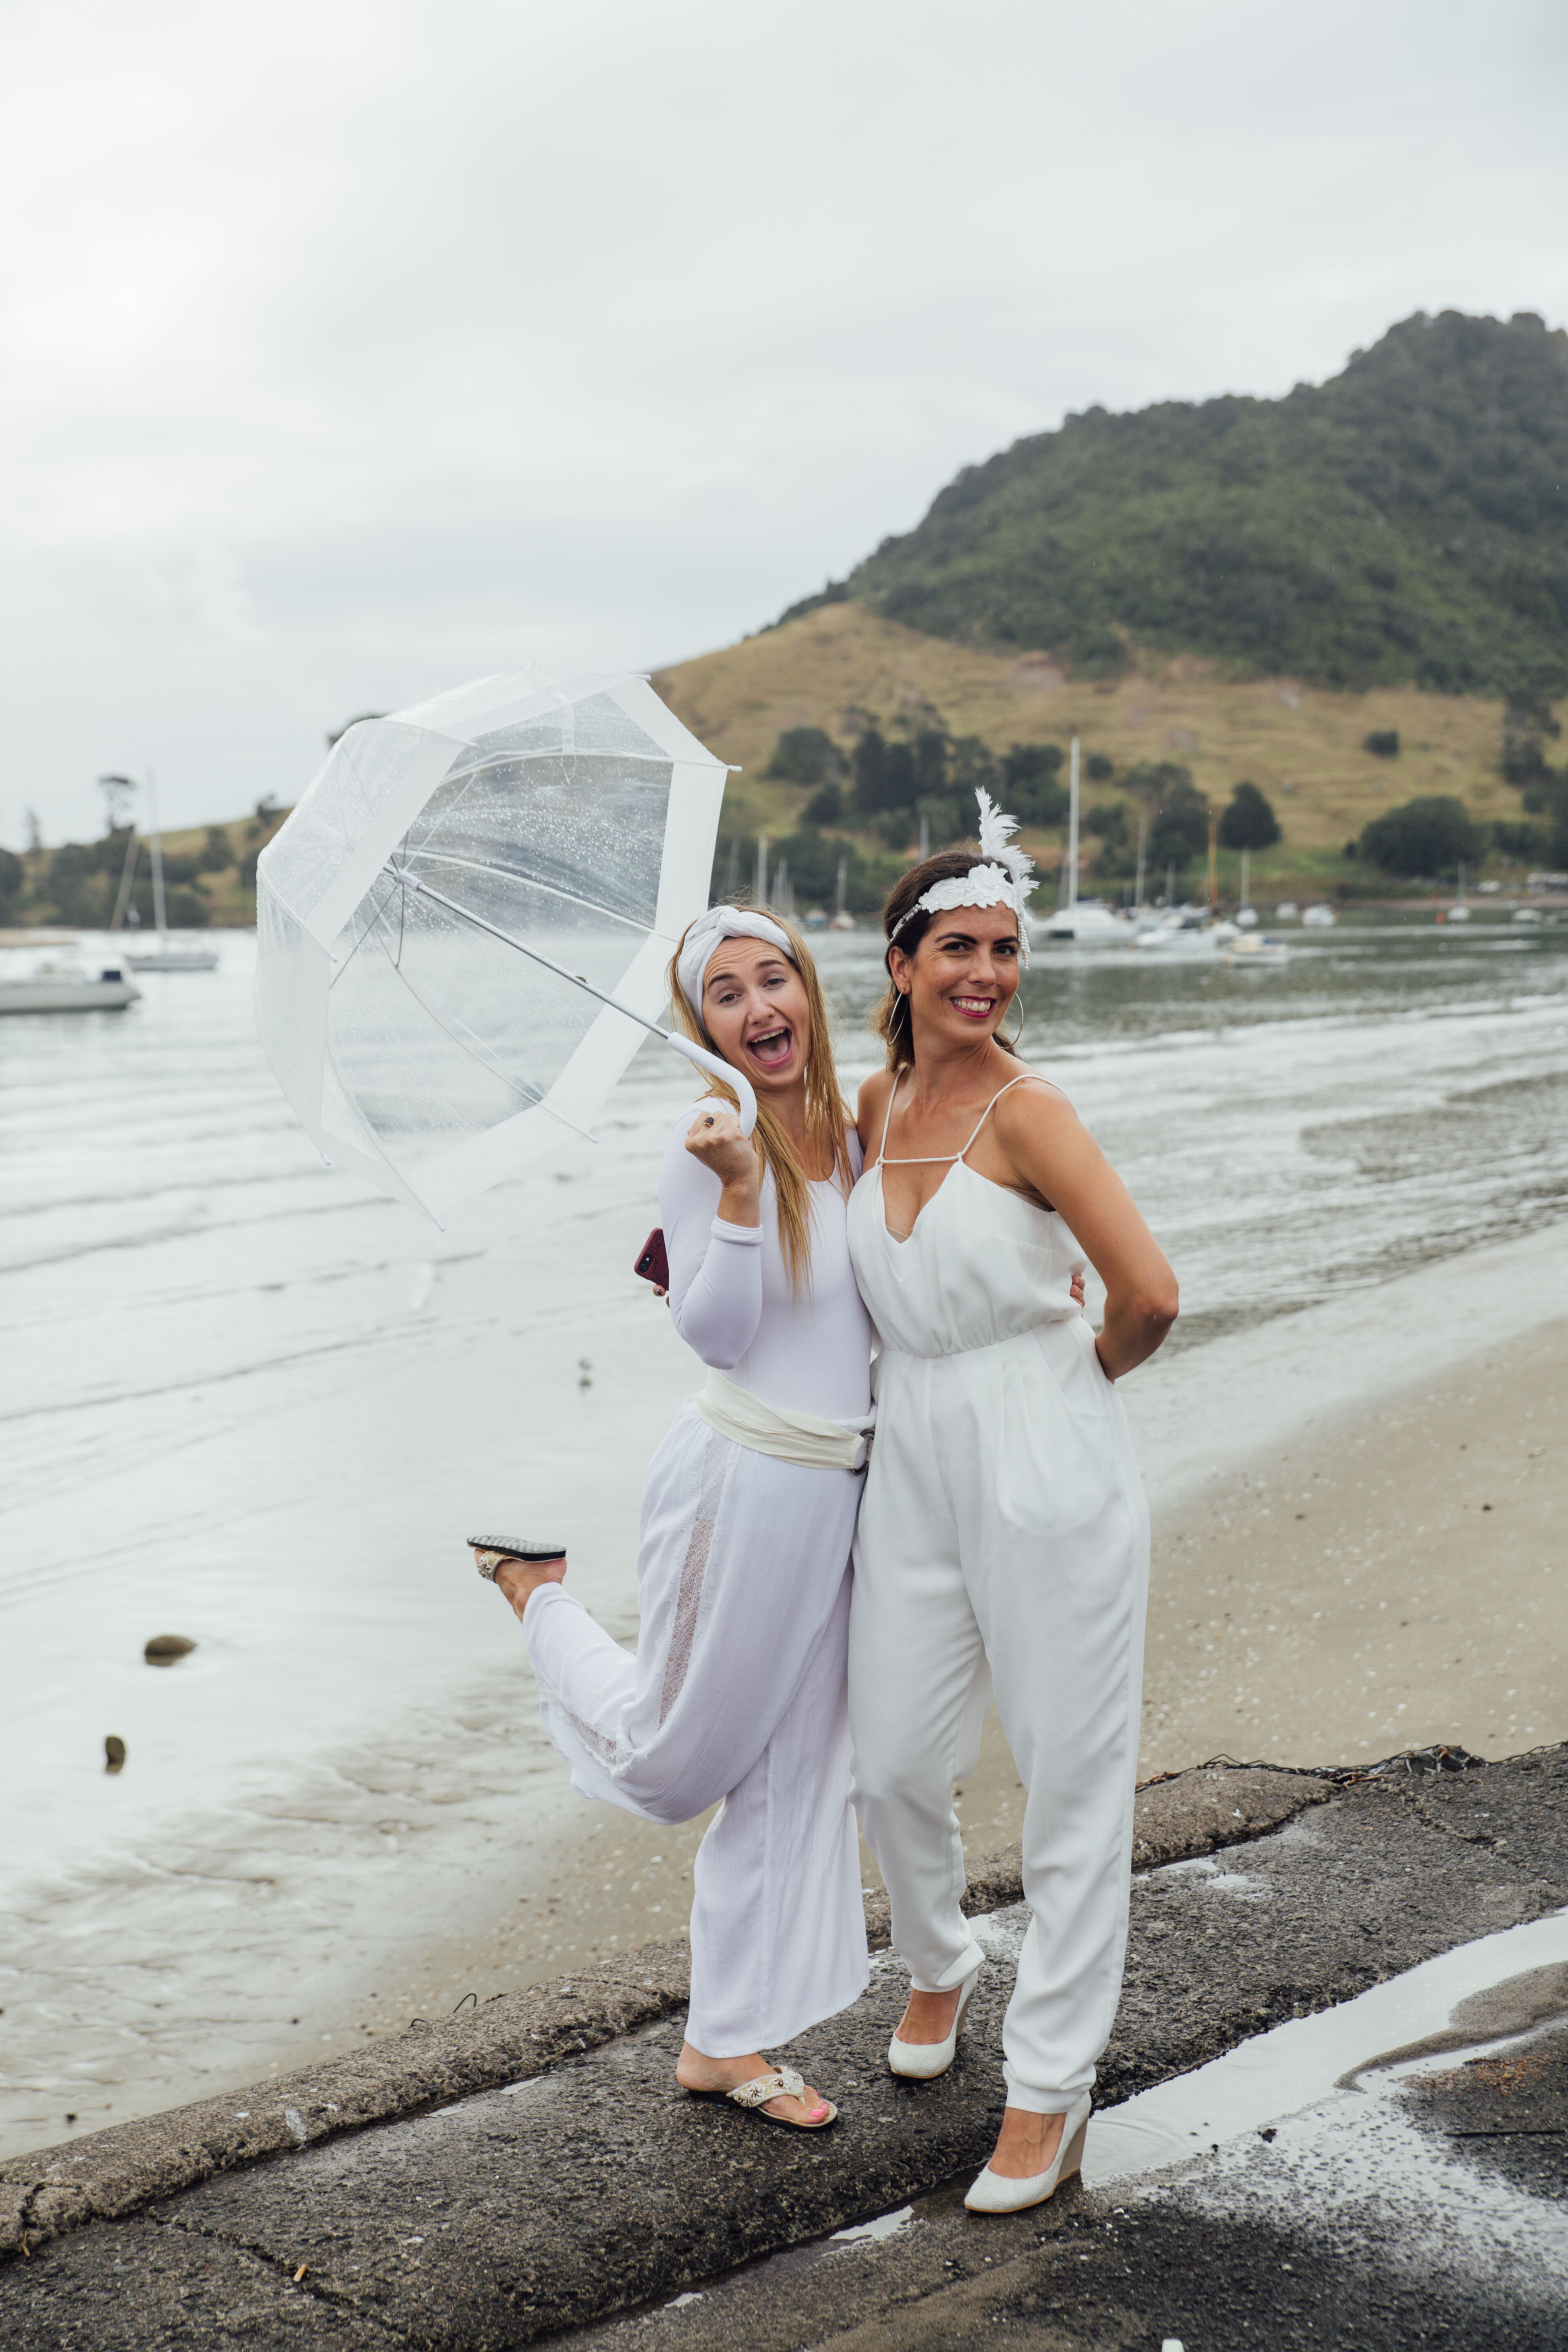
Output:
[993,1084,1177,1380]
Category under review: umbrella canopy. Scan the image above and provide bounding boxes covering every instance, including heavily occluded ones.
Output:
[255,667,751,1224]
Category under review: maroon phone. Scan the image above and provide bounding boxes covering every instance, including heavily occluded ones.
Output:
[633,1228,669,1290]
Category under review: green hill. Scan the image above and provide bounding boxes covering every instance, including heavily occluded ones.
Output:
[781,311,1568,698]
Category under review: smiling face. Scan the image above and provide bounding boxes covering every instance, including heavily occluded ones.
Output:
[700,934,813,1099]
[889,901,1022,1049]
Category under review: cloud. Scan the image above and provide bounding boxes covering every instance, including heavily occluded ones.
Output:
[1,0,1564,840]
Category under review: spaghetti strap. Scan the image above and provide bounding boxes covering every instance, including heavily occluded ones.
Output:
[879,1067,1062,1169]
[956,1072,1058,1162]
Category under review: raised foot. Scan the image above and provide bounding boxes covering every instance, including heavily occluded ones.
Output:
[676,2042,831,2127]
[482,1550,568,1623]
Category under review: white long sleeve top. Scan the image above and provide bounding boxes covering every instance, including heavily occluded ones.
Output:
[659,1109,873,1425]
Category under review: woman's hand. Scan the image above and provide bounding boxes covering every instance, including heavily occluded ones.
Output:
[1070,1267,1086,1314]
[685,1105,761,1228]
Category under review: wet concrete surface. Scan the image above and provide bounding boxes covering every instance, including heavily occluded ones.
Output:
[2,1748,1564,2348]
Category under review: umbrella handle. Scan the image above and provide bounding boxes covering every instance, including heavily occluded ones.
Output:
[663,1033,759,1139]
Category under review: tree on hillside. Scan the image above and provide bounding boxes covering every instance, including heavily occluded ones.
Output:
[1218,781,1281,850]
[199,825,234,872]
[803,782,843,824]
[1359,796,1484,878]
[1001,742,1068,827]
[0,847,22,919]
[1362,730,1400,759]
[852,728,915,816]
[764,726,844,785]
[1118,762,1207,874]
[1500,693,1562,788]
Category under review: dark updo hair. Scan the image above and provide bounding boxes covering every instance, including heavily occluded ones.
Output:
[873,845,1025,1070]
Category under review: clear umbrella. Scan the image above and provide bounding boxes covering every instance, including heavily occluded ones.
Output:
[254,667,755,1225]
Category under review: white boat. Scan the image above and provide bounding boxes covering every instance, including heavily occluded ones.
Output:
[1040,899,1132,944]
[1512,905,1544,924]
[1301,902,1337,928]
[1274,901,1300,920]
[1133,908,1235,953]
[1223,933,1290,967]
[118,770,220,973]
[0,948,140,1013]
[1040,737,1134,944]
[827,856,856,930]
[1235,850,1259,925]
[1442,865,1472,923]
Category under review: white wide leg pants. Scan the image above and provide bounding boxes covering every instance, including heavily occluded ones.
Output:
[523,1402,869,2057]
[849,1317,1149,2112]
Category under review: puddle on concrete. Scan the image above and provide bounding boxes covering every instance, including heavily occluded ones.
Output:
[1085,1904,1568,2185]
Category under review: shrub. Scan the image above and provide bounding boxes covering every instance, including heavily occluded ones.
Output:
[0,846,22,917]
[764,726,844,786]
[1358,795,1484,878]
[1086,752,1114,782]
[1362,729,1401,759]
[198,825,234,873]
[803,783,843,825]
[1002,742,1068,827]
[1218,780,1281,850]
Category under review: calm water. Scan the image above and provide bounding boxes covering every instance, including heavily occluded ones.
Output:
[1,911,1565,2155]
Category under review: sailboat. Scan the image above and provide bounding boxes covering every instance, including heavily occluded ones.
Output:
[1236,848,1259,926]
[828,853,855,931]
[1038,737,1131,944]
[1442,864,1472,924]
[123,772,219,972]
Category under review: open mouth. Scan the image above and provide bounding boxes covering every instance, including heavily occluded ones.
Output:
[744,1024,795,1069]
[948,995,997,1020]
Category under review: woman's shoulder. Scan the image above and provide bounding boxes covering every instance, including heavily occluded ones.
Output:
[990,1065,1076,1138]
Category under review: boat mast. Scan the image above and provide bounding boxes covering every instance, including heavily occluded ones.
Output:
[835,855,847,921]
[147,770,168,938]
[110,827,140,932]
[1241,848,1250,911]
[1134,802,1148,911]
[1067,736,1080,911]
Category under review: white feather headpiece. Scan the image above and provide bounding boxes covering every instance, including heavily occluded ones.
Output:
[887,788,1036,962]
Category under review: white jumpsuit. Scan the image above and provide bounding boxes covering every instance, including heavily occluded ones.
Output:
[523,1113,874,2058]
[846,1074,1150,2113]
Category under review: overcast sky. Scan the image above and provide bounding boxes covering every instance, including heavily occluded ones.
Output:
[2,0,1564,844]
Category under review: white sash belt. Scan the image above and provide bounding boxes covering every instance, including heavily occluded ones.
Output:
[692,1370,873,1472]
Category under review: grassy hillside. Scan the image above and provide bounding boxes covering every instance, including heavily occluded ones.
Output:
[782,311,1568,699]
[653,600,1557,901]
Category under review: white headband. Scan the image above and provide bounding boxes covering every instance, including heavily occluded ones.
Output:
[887,789,1036,964]
[677,906,796,1016]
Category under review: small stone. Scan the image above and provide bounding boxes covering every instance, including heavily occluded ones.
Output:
[144,1634,196,1666]
[104,1735,126,1773]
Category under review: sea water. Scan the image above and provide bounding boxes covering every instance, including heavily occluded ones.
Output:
[1,914,1565,2156]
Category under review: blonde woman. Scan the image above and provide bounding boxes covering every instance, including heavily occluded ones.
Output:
[473,908,872,2130]
[847,798,1177,2214]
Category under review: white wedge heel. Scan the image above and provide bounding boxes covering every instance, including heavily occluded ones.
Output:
[887,1960,983,2081]
[964,2090,1092,2214]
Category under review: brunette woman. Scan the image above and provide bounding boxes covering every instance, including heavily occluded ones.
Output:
[846,796,1177,2211]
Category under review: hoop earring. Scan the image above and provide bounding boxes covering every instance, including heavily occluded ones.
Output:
[1003,996,1025,1048]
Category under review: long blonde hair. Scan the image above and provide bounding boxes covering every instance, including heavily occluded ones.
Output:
[668,911,854,1294]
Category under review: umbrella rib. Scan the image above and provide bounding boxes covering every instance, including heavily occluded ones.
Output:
[397,847,648,933]
[359,903,548,1109]
[385,866,669,1042]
